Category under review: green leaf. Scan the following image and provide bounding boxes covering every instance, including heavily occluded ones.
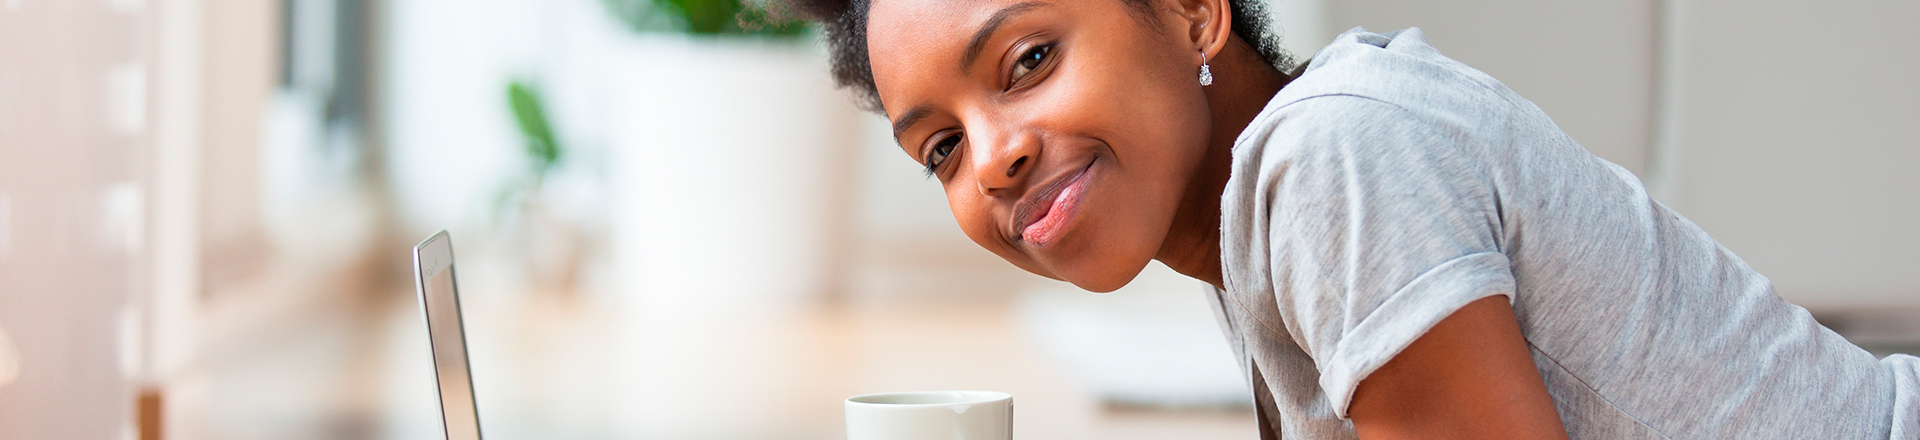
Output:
[601,0,807,37]
[507,81,562,172]
[672,0,735,34]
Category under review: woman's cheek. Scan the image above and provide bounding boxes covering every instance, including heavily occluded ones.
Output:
[945,184,1058,278]
[945,185,1002,251]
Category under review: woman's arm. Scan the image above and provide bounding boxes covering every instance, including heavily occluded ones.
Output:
[1349,296,1570,440]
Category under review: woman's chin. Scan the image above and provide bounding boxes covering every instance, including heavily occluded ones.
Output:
[1065,270,1143,293]
[1052,254,1156,293]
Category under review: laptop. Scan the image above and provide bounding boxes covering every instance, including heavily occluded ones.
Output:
[412,231,484,440]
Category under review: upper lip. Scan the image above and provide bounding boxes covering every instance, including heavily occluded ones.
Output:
[1008,158,1094,244]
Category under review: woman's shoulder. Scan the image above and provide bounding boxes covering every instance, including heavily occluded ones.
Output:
[1231,26,1570,183]
[1294,27,1512,100]
[1236,27,1531,151]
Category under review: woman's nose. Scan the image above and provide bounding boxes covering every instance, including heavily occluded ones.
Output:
[971,128,1040,196]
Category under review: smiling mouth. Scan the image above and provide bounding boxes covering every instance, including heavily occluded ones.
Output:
[1012,159,1095,247]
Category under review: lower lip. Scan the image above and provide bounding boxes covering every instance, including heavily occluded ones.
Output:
[1022,170,1090,247]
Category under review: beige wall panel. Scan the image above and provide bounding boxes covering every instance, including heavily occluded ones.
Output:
[1660,0,1920,309]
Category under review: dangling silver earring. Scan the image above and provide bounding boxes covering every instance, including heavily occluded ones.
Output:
[1198,51,1214,86]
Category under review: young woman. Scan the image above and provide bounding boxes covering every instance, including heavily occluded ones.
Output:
[781,0,1919,438]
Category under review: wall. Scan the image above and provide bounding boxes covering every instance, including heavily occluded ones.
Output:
[1304,0,1918,310]
[1655,0,1920,310]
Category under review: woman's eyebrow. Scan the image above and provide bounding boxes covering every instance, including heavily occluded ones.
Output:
[891,105,934,145]
[961,1,1049,70]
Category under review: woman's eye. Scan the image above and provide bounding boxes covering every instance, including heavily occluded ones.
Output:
[1010,44,1053,83]
[925,134,961,173]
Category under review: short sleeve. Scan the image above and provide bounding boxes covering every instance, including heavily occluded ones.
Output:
[1251,95,1516,418]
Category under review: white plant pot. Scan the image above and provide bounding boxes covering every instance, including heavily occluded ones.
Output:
[605,35,857,317]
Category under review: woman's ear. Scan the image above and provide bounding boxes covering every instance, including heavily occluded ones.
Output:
[1175,0,1233,60]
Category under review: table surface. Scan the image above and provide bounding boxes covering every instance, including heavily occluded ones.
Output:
[194,290,1260,440]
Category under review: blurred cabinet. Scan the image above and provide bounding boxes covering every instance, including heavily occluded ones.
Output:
[0,0,276,437]
[0,1,162,438]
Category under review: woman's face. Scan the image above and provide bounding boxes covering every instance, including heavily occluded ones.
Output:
[866,0,1214,291]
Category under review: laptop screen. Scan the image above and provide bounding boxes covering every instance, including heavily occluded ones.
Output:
[415,231,483,440]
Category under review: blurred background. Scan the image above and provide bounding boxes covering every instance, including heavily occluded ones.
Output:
[0,0,1914,439]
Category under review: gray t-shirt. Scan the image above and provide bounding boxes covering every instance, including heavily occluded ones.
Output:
[1208,27,1919,439]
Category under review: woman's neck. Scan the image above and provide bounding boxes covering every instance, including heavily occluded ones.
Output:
[1155,38,1292,289]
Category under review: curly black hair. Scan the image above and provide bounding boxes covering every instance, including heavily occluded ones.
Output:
[779,0,1294,112]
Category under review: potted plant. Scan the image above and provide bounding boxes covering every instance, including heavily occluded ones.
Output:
[598,0,859,316]
[590,2,863,437]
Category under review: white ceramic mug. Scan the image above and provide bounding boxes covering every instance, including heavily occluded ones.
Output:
[845,390,1013,440]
